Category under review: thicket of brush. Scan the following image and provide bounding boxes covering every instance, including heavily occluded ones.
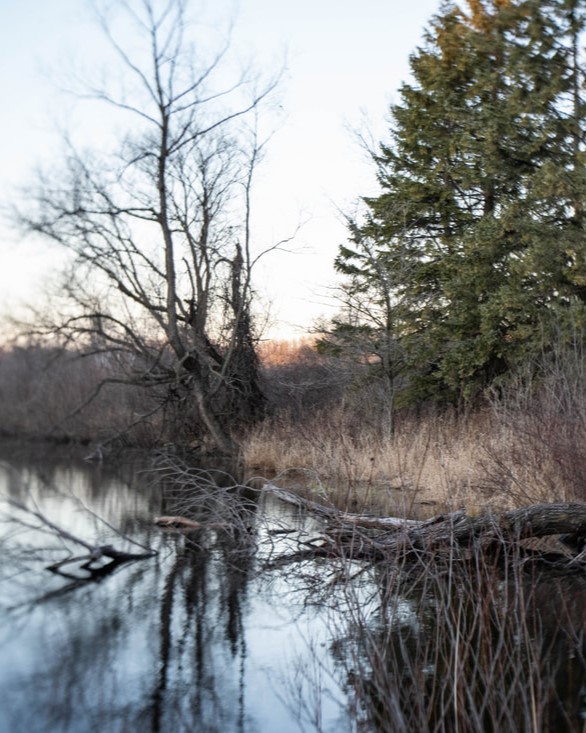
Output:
[330,545,586,732]
[2,337,586,510]
[0,345,166,446]
[245,338,586,512]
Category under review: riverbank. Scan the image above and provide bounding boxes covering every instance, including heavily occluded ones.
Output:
[2,339,586,518]
[241,402,586,516]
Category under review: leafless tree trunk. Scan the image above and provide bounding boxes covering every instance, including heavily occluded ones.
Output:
[15,0,280,454]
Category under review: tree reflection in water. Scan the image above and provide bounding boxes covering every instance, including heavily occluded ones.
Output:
[2,447,584,732]
[0,449,345,733]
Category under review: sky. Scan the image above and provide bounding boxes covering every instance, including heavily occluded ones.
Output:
[0,0,440,339]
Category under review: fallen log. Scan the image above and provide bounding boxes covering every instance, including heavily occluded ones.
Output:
[262,484,586,568]
[154,515,231,530]
[263,484,422,529]
[155,515,204,529]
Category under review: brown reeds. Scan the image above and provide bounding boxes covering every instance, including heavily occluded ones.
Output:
[241,408,490,515]
[332,543,586,732]
[244,338,586,513]
[4,336,586,515]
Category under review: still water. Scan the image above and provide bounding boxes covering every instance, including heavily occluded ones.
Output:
[0,445,351,733]
[4,445,586,732]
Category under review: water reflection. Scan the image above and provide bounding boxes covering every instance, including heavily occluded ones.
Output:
[330,556,586,732]
[4,445,583,732]
[0,446,347,733]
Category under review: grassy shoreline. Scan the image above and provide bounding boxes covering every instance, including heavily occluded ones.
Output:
[2,339,586,517]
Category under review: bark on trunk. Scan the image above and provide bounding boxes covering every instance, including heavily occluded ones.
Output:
[263,485,586,569]
[192,379,237,456]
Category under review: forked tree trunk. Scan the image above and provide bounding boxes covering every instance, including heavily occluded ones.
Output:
[192,379,237,456]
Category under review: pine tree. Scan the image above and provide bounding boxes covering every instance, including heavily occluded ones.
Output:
[336,0,586,403]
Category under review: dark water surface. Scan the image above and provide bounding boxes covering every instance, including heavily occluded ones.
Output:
[3,445,586,732]
[0,445,350,733]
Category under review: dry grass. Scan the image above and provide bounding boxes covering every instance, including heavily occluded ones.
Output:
[241,399,586,516]
[242,408,485,515]
[335,546,586,732]
[246,337,586,516]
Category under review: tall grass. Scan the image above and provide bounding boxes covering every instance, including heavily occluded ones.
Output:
[244,338,586,512]
[241,407,489,515]
[478,343,586,505]
[333,545,586,732]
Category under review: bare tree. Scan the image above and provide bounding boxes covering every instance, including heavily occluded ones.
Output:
[15,0,280,454]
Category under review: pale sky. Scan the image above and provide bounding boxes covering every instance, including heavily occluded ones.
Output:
[0,0,440,339]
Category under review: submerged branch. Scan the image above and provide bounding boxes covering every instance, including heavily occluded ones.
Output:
[6,499,157,584]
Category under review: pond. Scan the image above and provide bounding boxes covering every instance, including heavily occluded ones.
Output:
[2,444,586,732]
[0,444,351,733]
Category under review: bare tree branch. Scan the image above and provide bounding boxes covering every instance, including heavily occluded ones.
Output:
[13,0,285,453]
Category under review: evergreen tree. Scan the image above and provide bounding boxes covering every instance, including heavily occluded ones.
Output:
[335,0,586,403]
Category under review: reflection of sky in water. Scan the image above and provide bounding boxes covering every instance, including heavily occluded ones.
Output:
[3,448,583,730]
[0,451,351,733]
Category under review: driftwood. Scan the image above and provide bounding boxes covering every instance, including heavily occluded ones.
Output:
[7,499,157,582]
[264,485,422,529]
[154,515,230,530]
[263,484,586,570]
[155,515,204,529]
